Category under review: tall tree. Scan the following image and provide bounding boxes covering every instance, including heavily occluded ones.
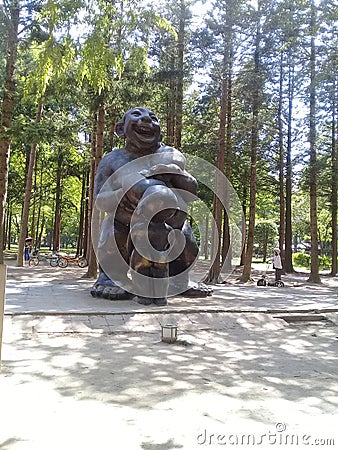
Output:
[150,0,193,146]
[320,0,338,275]
[196,0,247,281]
[277,53,285,258]
[307,0,320,283]
[330,97,337,275]
[0,0,20,263]
[86,101,104,277]
[241,1,263,282]
[16,100,43,265]
[262,0,307,273]
[284,50,295,273]
[211,2,235,280]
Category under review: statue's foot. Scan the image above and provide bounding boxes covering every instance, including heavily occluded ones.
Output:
[136,296,153,305]
[91,283,132,300]
[135,296,168,306]
[180,283,213,297]
[153,297,167,306]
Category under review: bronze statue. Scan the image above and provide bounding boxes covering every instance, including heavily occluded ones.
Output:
[91,107,212,305]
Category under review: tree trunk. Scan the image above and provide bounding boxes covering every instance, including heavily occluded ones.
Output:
[277,53,285,258]
[34,158,44,248]
[35,202,41,248]
[241,7,261,282]
[206,13,235,281]
[241,137,258,282]
[5,202,12,250]
[284,55,295,273]
[76,164,88,256]
[205,191,223,283]
[330,82,337,276]
[166,69,175,146]
[240,169,248,266]
[173,0,185,149]
[0,0,20,264]
[204,74,227,283]
[37,216,45,249]
[204,213,209,260]
[30,164,38,244]
[108,108,117,149]
[85,114,97,263]
[17,101,43,266]
[85,102,104,278]
[222,39,234,270]
[53,147,63,252]
[308,3,320,283]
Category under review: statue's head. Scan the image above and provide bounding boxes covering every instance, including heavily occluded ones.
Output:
[115,107,162,151]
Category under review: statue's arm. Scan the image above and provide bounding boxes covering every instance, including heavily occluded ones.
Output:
[95,159,149,214]
[94,157,126,213]
[95,188,125,212]
[170,171,198,197]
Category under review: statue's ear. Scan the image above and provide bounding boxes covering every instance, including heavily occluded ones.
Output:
[115,120,125,138]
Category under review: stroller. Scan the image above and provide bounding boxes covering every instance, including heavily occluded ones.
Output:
[257,263,284,287]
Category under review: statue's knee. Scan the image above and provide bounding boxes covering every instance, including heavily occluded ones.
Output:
[136,185,178,223]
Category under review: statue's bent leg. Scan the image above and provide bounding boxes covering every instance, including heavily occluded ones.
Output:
[91,218,132,300]
[151,263,169,306]
[169,221,213,297]
[131,257,154,305]
[131,253,169,306]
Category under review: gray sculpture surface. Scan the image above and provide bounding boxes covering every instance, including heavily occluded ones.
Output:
[90,107,212,305]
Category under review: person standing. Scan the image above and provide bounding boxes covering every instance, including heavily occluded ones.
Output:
[272,248,283,281]
[24,237,32,266]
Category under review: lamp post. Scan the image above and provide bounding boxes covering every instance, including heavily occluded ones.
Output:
[161,324,178,343]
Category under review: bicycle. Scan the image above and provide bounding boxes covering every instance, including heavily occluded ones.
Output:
[29,251,39,266]
[50,253,68,268]
[29,249,54,266]
[57,254,88,268]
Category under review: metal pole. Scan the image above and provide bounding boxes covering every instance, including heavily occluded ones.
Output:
[0,264,7,369]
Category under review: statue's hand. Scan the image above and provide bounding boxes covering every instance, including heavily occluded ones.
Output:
[140,163,184,178]
[124,177,167,205]
[141,164,197,197]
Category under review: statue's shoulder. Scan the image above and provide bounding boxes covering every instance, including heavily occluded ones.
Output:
[99,147,128,170]
[102,147,125,160]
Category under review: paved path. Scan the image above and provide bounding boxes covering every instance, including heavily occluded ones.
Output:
[2,262,338,335]
[3,261,338,336]
[4,262,338,314]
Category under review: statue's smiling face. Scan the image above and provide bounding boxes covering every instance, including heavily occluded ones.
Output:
[124,107,161,150]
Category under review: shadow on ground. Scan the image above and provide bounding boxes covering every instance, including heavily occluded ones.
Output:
[1,314,338,449]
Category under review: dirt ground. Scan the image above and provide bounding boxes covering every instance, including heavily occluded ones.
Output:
[0,263,337,450]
